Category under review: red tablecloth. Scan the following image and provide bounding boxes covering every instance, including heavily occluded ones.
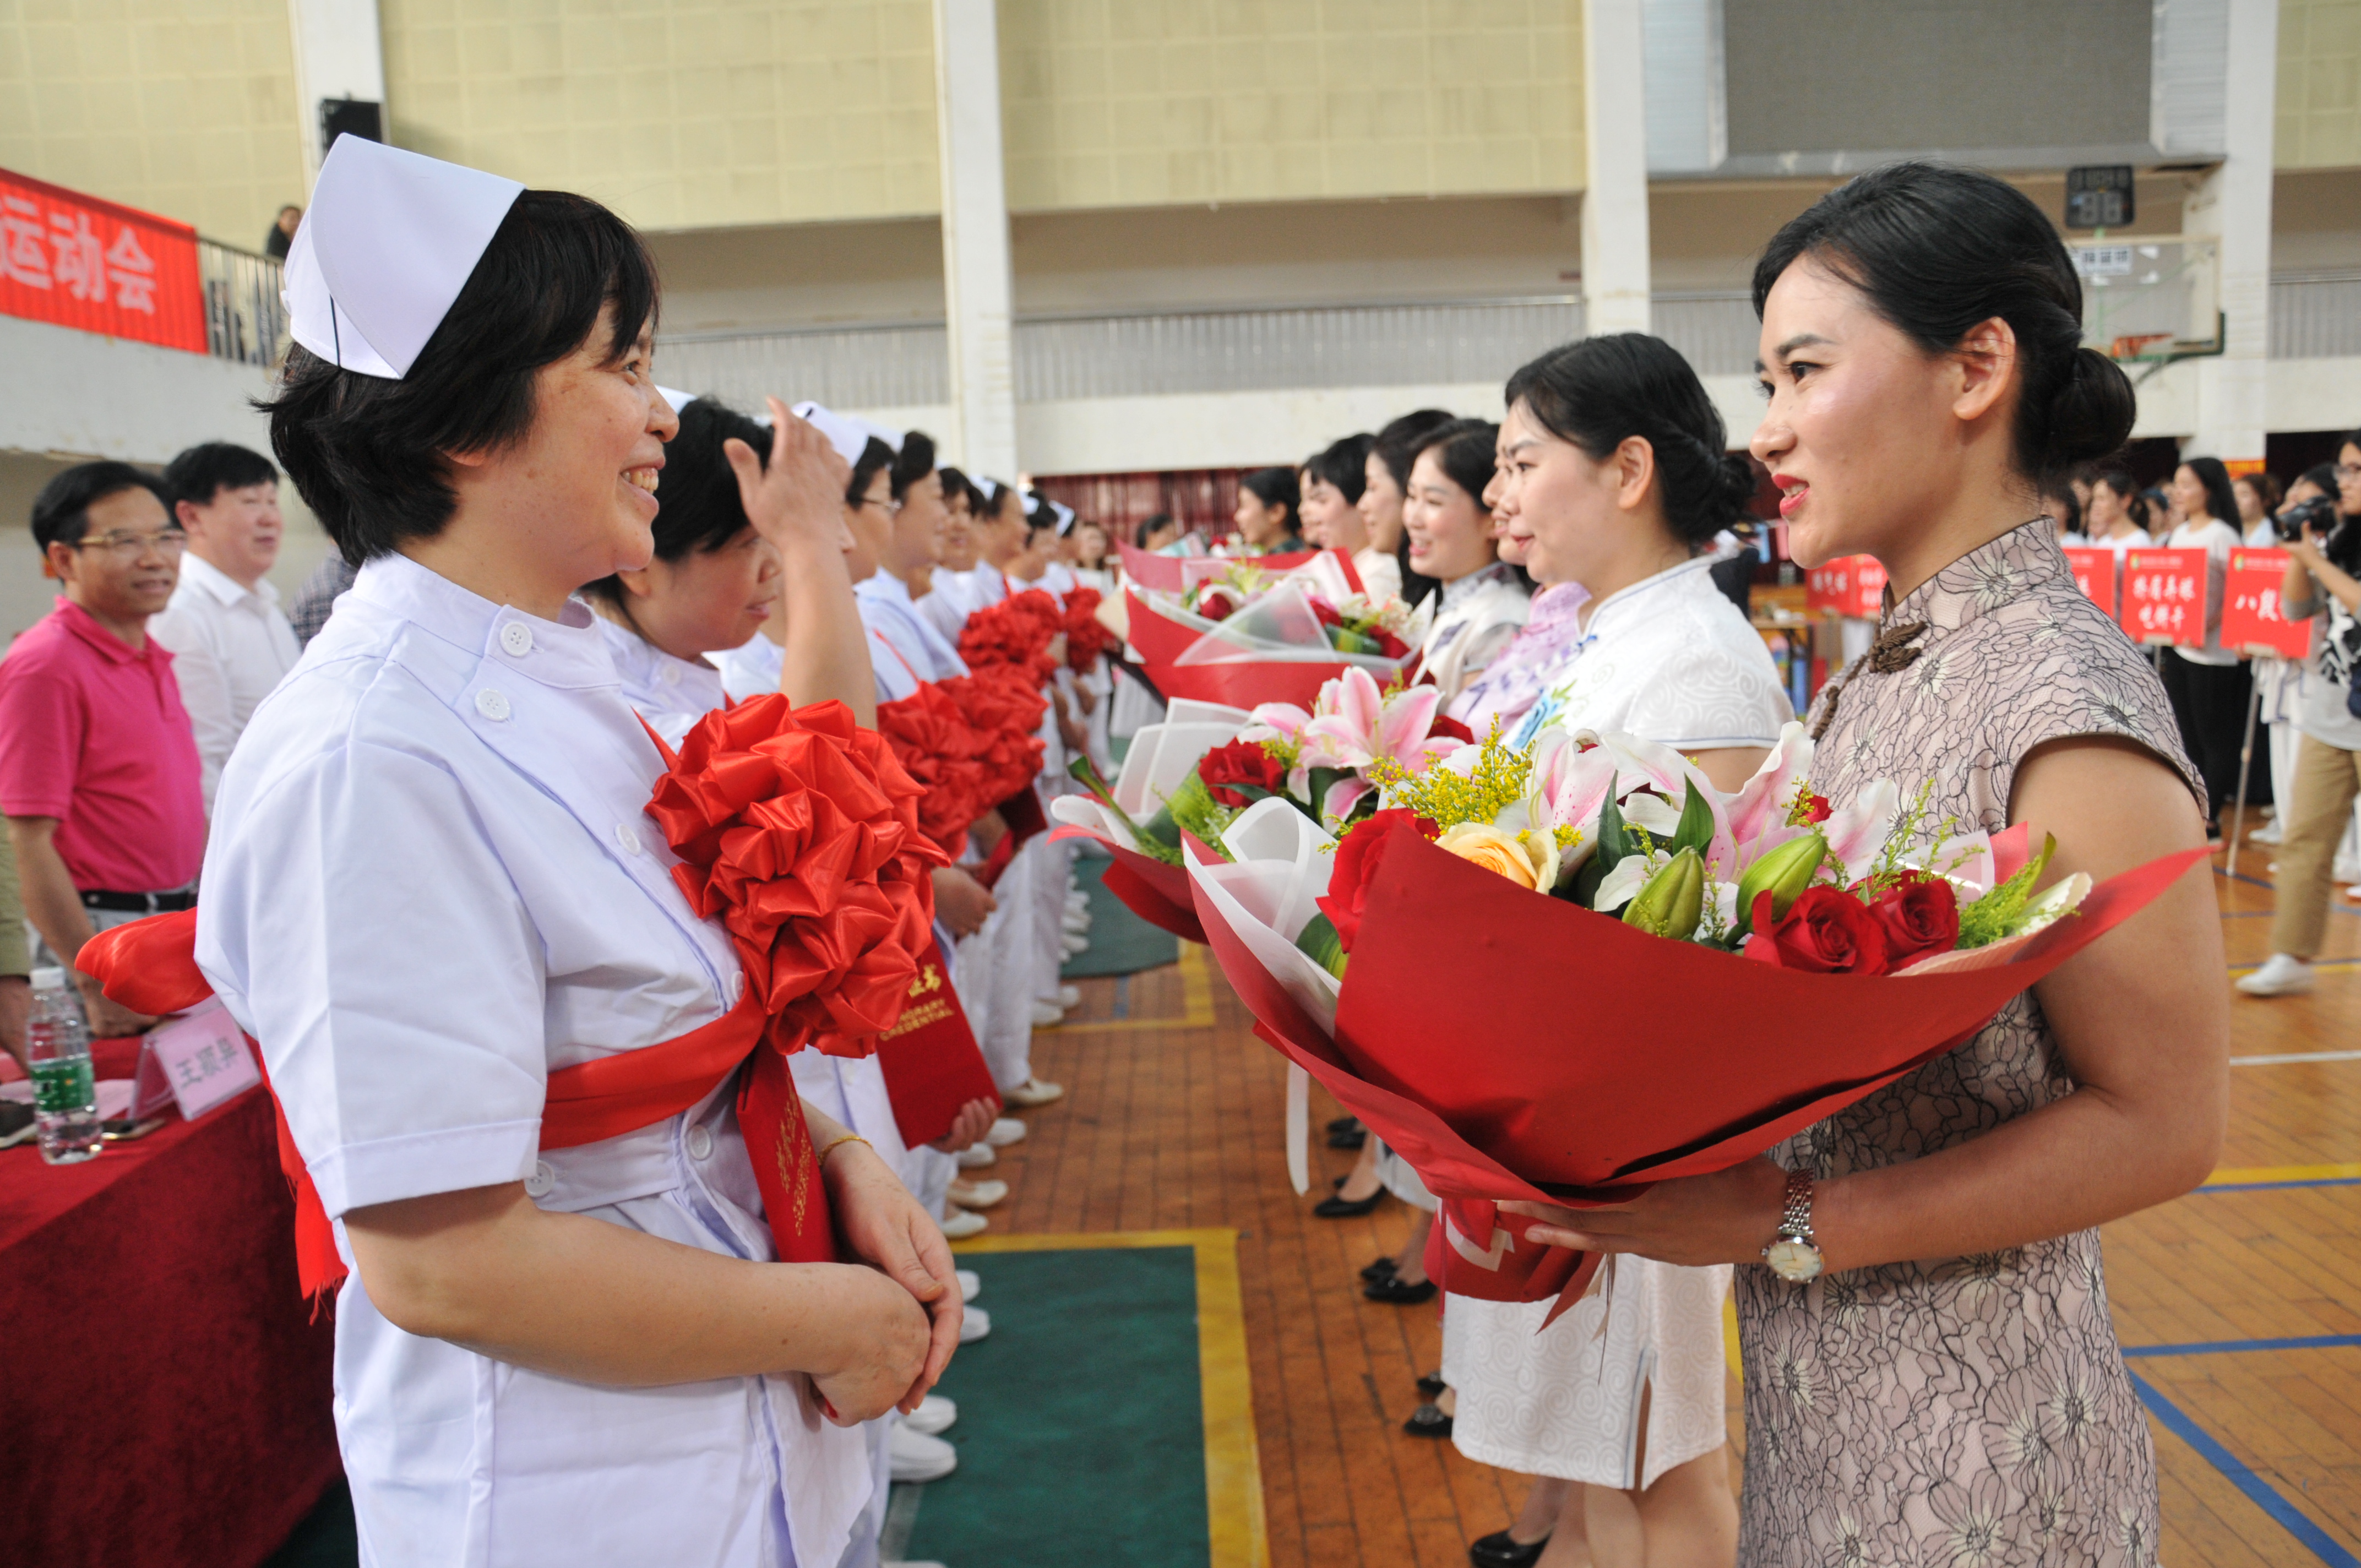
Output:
[0,1072,340,1567]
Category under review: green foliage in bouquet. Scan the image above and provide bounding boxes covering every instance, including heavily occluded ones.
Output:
[1068,755,1185,867]
[1955,833,2058,950]
[1294,911,1349,980]
[1161,769,1240,852]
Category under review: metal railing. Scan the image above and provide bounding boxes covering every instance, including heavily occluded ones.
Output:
[199,241,285,368]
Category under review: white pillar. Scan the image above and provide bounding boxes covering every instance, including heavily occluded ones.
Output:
[1580,0,1652,337]
[287,0,387,182]
[931,0,1019,479]
[2182,0,2276,463]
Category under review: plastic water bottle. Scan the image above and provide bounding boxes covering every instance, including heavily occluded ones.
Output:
[26,968,101,1164]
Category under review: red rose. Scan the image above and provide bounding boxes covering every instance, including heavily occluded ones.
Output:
[1371,628,1411,659]
[1428,715,1475,745]
[1309,596,1342,628]
[1198,740,1287,807]
[1864,873,1959,968]
[1316,809,1438,951]
[1802,793,1832,824]
[1754,885,1889,976]
[1198,590,1235,620]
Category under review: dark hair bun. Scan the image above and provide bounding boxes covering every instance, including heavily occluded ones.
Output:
[2041,346,2136,473]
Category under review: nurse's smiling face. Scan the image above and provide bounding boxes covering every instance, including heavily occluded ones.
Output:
[442,303,678,617]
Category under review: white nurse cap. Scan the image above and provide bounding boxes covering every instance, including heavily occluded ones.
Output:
[791,401,897,467]
[972,476,1001,503]
[1050,500,1077,536]
[284,137,525,380]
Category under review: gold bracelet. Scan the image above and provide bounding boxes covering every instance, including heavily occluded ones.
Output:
[815,1132,871,1167]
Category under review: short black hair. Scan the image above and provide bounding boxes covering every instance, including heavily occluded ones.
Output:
[1372,410,1456,491]
[938,465,974,509]
[265,188,659,564]
[1305,433,1374,504]
[1753,161,2134,483]
[583,395,766,609]
[1022,492,1060,538]
[164,442,278,510]
[1505,334,1755,547]
[1408,418,1500,515]
[1238,466,1300,531]
[847,437,896,508]
[890,429,937,502]
[32,461,171,552]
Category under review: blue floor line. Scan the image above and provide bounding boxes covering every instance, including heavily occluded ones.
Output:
[2128,1370,2361,1566]
[2202,1177,2361,1192]
[2126,1334,2361,1357]
[1112,973,1130,1020]
[2218,866,2361,913]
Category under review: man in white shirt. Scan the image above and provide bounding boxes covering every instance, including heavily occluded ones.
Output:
[149,444,301,809]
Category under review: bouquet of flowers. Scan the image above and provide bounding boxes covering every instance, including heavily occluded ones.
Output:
[1186,720,2207,1322]
[1124,550,1412,710]
[1046,671,1470,937]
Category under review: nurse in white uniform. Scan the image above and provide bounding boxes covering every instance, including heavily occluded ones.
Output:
[196,139,958,1568]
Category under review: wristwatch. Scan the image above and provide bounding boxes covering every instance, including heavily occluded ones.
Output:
[1762,1168,1825,1282]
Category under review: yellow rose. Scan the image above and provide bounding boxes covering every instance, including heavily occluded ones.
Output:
[1437,822,1543,890]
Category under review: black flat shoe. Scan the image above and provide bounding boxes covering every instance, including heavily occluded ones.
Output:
[1469,1527,1551,1568]
[1364,1275,1437,1305]
[1403,1402,1452,1439]
[1327,1126,1367,1150]
[1360,1256,1399,1284]
[1416,1370,1445,1400]
[1313,1191,1384,1218]
[1326,1115,1360,1136]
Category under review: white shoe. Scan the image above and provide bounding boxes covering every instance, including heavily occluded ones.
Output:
[1066,891,1089,913]
[986,1117,1026,1147]
[2348,884,2361,902]
[1054,984,1081,1009]
[1063,910,1092,933]
[905,1393,959,1435]
[948,1177,1009,1208]
[889,1423,959,1483]
[2237,953,2315,997]
[1030,999,1065,1028]
[2252,823,2284,845]
[938,1206,988,1239]
[1005,1076,1065,1107]
[956,1267,980,1303]
[960,1304,992,1343]
[1060,935,1089,958]
[956,1141,997,1169]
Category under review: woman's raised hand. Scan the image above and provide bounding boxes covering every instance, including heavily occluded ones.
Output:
[726,396,853,557]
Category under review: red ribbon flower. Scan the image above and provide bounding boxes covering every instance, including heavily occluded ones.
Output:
[875,682,994,856]
[1749,885,1890,976]
[1316,809,1439,951]
[1064,586,1114,671]
[938,668,1048,807]
[1198,739,1287,807]
[1863,872,1960,968]
[643,695,949,1058]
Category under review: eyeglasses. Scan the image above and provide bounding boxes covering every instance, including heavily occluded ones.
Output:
[70,528,187,559]
[858,497,904,516]
[2337,464,2361,481]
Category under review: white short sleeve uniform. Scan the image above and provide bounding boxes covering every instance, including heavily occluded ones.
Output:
[714,627,913,707]
[599,616,728,747]
[195,554,871,1568]
[857,574,970,682]
[1449,553,1787,1488]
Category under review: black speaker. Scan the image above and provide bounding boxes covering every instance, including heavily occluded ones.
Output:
[320,98,383,154]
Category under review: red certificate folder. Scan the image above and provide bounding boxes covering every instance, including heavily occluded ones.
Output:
[873,939,1001,1148]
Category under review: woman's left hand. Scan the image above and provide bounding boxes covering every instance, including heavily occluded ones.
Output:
[1502,1156,1791,1268]
[823,1141,962,1409]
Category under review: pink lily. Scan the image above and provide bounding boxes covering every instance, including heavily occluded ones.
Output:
[1297,668,1461,776]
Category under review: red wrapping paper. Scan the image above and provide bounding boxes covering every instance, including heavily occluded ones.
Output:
[1192,820,2209,1321]
[1117,545,1316,591]
[1123,589,1374,710]
[1047,823,1207,943]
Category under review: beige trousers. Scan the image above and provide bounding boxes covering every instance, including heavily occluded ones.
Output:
[2271,733,2361,959]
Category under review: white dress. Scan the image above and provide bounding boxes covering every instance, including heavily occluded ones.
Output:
[1408,562,1530,700]
[196,554,871,1567]
[1445,555,1791,1490]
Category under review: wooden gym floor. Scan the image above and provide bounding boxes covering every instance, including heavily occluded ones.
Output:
[988,834,2361,1567]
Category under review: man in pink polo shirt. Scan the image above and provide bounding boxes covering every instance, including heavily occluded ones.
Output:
[1,462,206,1037]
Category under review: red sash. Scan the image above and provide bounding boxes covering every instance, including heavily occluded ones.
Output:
[79,910,835,1306]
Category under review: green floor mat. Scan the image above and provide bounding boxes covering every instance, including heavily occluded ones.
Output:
[899,1240,1245,1567]
[1061,852,1181,979]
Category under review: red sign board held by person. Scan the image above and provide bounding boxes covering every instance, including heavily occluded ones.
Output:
[1805,554,1886,619]
[2221,547,2311,658]
[0,167,206,353]
[2122,548,2209,648]
[2062,546,2120,620]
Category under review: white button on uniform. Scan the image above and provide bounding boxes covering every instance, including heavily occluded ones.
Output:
[613,823,642,856]
[524,1160,556,1197]
[686,1126,714,1161]
[499,622,534,657]
[660,664,681,687]
[475,688,511,721]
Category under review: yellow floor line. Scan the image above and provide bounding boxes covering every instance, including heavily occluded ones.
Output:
[951,1227,1267,1568]
[1042,943,1218,1033]
[1722,1295,1742,1379]
[2205,1161,2361,1185]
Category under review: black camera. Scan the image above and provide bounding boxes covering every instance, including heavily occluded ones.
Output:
[2277,494,2341,542]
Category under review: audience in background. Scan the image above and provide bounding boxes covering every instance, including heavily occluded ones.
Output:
[2086,464,2153,551]
[1135,511,1182,553]
[148,443,302,808]
[2161,456,2251,841]
[287,552,357,645]
[264,203,301,260]
[2237,470,2285,546]
[0,463,205,1037]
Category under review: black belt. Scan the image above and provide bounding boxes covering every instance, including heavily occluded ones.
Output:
[80,889,194,914]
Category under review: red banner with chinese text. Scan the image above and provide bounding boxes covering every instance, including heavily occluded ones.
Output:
[1804,554,1886,619]
[2062,546,2120,621]
[2222,547,2311,658]
[0,167,206,354]
[2123,548,2209,648]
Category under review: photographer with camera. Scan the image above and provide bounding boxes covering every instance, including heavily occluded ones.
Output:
[2240,440,2361,997]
